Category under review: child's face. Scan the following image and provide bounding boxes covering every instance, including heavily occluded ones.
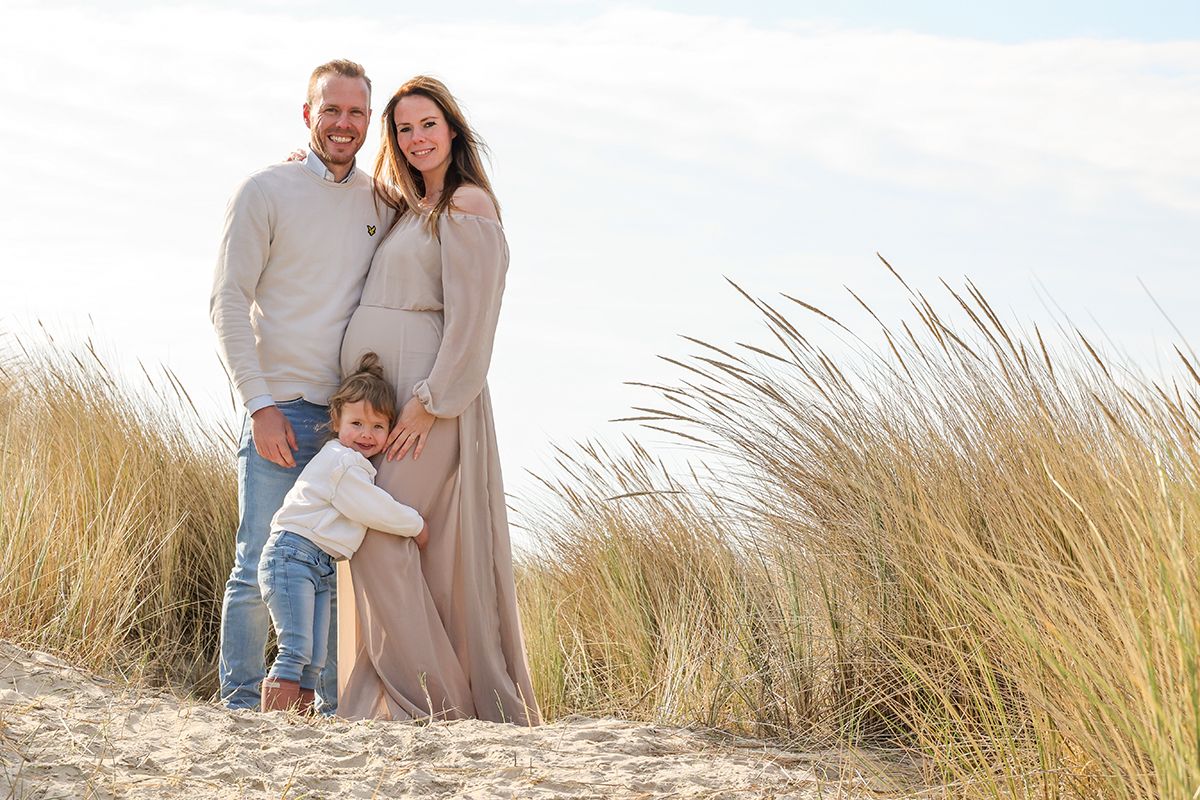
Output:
[333,400,392,458]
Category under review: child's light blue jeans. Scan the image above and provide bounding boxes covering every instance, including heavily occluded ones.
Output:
[258,531,336,690]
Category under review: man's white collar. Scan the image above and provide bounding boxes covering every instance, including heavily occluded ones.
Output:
[305,148,355,183]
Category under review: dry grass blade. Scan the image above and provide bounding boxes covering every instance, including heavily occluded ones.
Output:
[782,293,852,334]
[876,252,915,297]
[1175,345,1200,387]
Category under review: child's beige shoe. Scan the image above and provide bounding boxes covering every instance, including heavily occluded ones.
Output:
[261,677,301,712]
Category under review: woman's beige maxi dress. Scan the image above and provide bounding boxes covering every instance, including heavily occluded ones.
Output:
[336,208,540,725]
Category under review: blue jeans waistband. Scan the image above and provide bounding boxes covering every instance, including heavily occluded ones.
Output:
[269,530,332,562]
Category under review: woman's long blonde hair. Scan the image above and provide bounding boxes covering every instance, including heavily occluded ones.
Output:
[373,76,499,237]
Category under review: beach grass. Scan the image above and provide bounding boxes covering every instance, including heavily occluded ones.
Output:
[2,266,1197,798]
[0,332,236,692]
[515,266,1200,798]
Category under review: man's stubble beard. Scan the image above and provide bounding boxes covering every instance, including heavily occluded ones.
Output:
[310,132,356,170]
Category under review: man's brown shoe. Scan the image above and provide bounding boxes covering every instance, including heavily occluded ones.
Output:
[261,677,302,712]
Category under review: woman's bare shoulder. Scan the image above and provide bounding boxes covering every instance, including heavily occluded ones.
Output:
[449,185,500,221]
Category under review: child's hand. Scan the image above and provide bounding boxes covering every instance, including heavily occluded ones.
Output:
[414,521,430,550]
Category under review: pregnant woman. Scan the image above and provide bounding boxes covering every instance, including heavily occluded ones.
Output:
[336,76,539,725]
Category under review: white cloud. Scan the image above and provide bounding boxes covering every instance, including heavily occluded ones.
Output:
[7,6,1197,207]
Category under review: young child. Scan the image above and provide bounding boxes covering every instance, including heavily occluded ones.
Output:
[257,352,427,714]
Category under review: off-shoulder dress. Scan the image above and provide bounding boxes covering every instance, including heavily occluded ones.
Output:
[336,207,540,725]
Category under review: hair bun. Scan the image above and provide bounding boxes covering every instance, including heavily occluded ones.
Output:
[354,352,385,379]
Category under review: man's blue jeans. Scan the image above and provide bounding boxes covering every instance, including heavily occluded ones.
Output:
[218,399,338,711]
[259,531,335,690]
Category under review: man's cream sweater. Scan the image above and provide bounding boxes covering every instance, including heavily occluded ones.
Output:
[211,161,391,406]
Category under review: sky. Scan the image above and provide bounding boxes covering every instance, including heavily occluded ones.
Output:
[1,1,1198,517]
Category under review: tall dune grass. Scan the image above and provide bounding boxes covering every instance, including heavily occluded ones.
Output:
[0,333,236,691]
[516,266,1200,798]
[3,264,1197,798]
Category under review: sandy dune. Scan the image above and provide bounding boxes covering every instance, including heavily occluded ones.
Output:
[0,642,921,799]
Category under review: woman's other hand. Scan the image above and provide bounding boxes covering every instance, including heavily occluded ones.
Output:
[284,148,307,162]
[414,521,430,550]
[386,396,436,461]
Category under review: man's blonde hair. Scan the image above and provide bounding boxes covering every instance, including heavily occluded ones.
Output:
[307,59,371,106]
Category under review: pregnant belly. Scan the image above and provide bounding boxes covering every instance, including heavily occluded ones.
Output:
[341,306,442,399]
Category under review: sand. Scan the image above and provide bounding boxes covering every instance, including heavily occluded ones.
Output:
[0,641,922,799]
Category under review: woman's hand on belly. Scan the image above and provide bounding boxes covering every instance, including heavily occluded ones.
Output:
[386,396,438,461]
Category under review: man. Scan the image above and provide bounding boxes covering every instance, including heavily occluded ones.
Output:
[211,59,391,713]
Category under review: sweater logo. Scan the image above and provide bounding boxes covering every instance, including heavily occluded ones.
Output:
[367,224,377,236]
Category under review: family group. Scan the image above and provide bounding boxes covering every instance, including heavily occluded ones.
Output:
[210,59,538,725]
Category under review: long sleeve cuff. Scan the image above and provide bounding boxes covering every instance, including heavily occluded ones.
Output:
[235,376,272,407]
[245,393,275,415]
[413,380,435,415]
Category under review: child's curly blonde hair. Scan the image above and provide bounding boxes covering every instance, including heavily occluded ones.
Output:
[328,352,397,429]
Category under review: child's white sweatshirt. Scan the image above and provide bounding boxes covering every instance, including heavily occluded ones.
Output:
[270,440,423,560]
